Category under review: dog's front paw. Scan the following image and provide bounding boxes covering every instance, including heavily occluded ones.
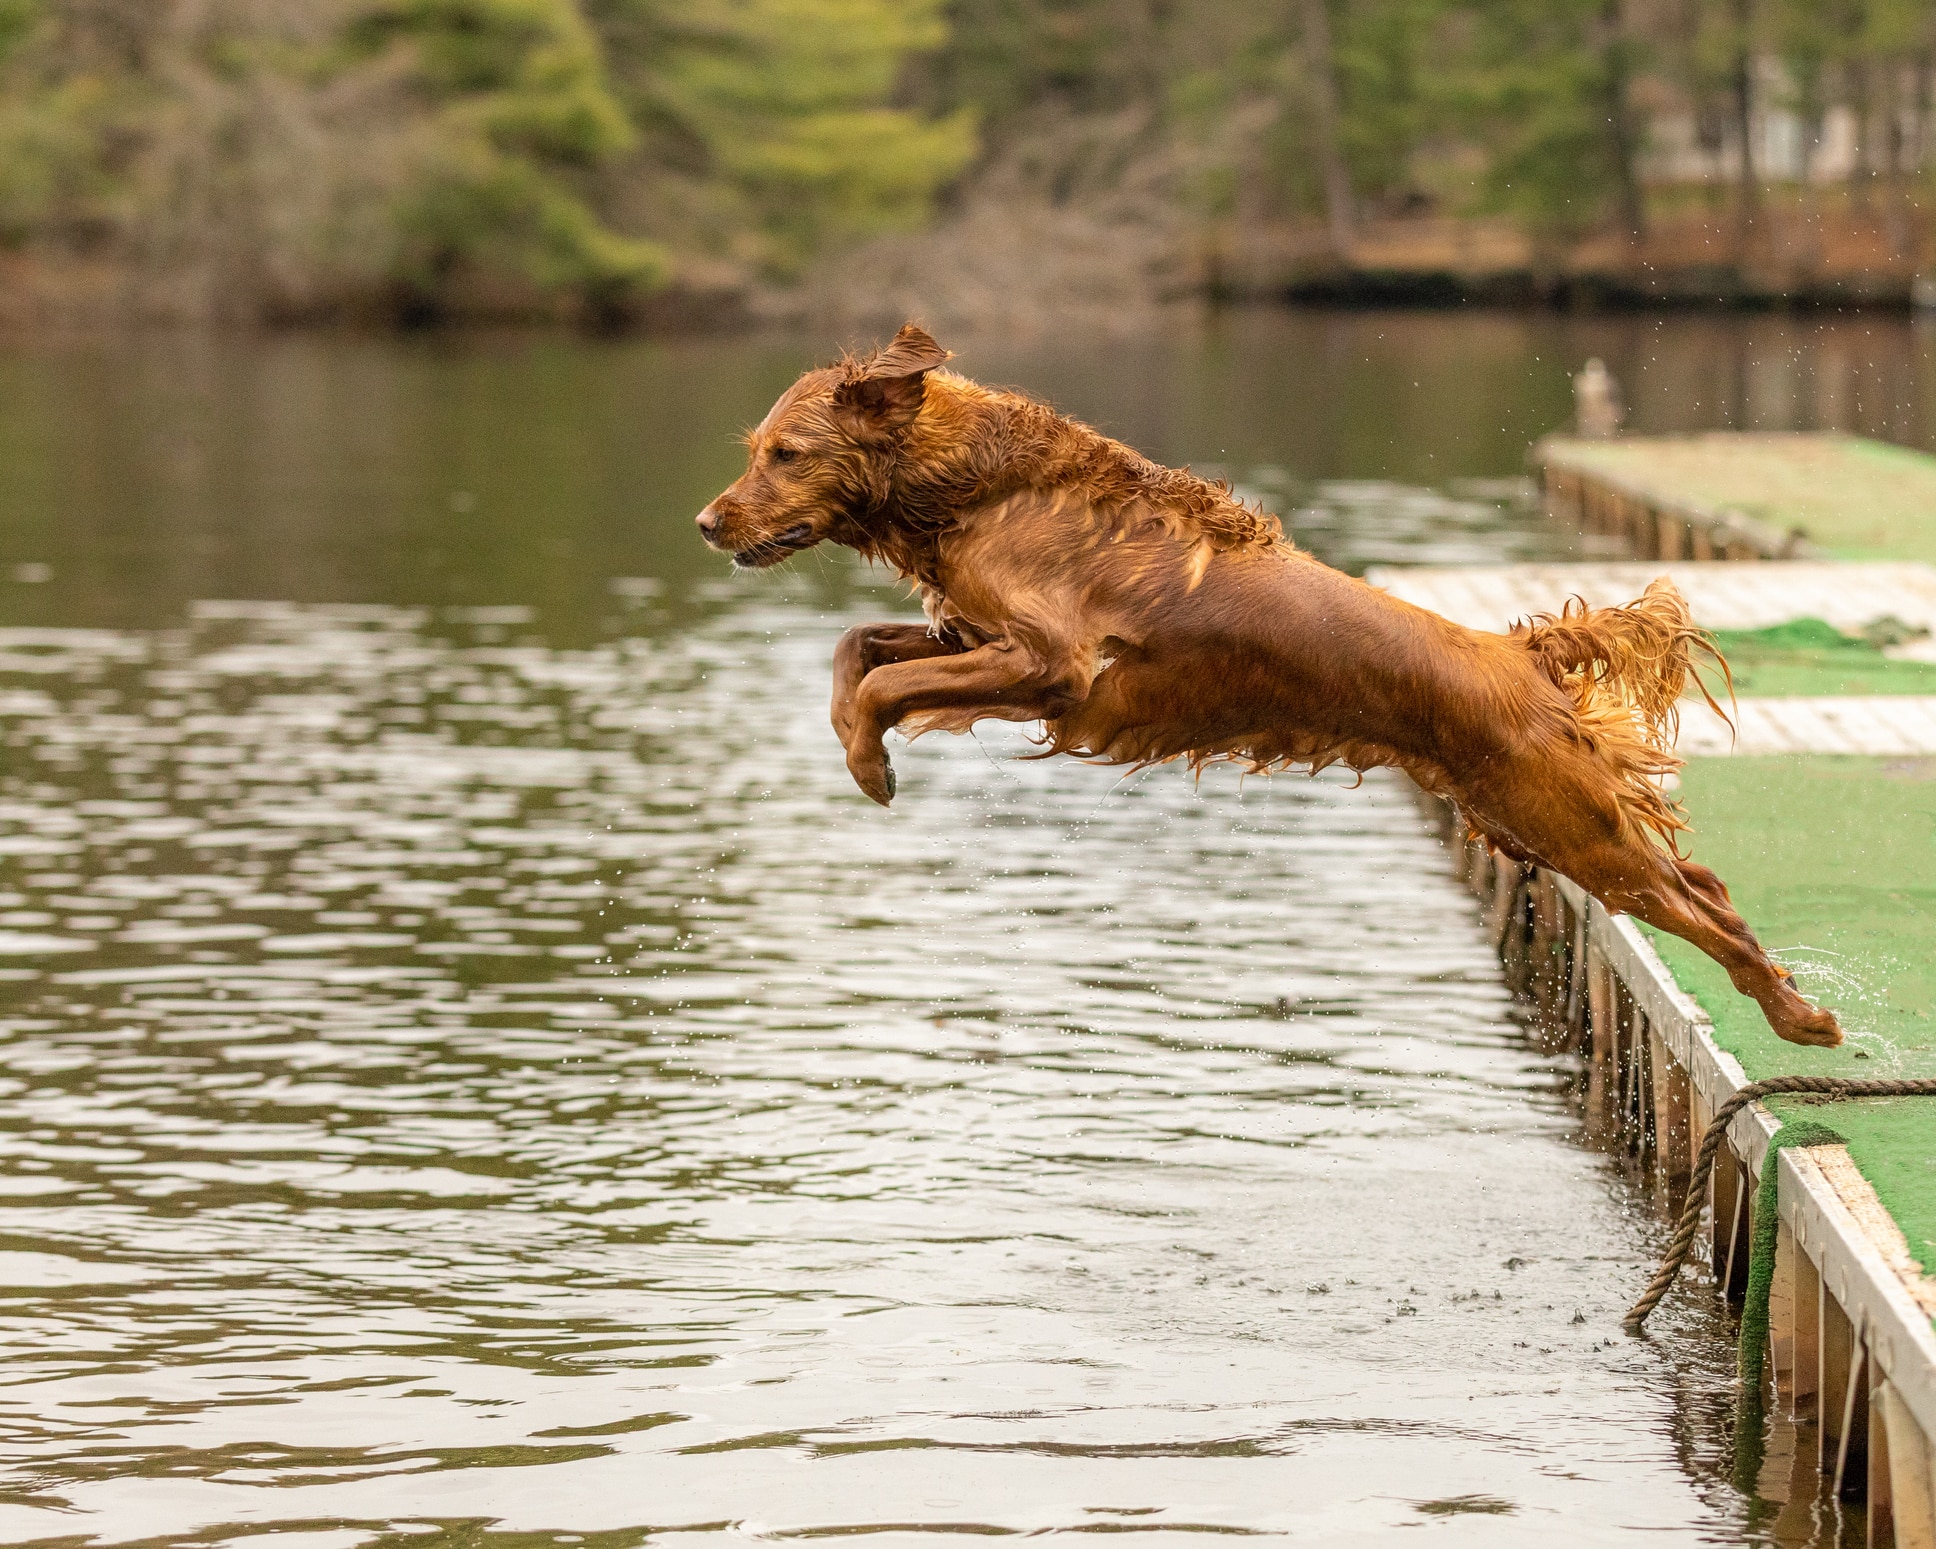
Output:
[847,748,897,807]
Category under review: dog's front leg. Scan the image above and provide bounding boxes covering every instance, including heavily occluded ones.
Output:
[842,639,1085,805]
[830,622,965,748]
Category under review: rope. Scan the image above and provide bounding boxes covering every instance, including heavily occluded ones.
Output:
[1625,1074,1936,1334]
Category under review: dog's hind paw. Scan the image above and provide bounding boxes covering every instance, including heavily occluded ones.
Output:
[1773,1002,1844,1048]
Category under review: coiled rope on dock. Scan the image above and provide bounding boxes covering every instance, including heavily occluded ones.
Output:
[1625,1074,1936,1335]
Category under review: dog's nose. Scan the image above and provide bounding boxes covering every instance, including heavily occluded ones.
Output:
[695,507,719,538]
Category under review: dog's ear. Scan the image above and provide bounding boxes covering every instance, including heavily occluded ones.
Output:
[833,323,952,439]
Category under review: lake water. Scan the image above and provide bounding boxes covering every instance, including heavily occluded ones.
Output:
[0,308,1919,1546]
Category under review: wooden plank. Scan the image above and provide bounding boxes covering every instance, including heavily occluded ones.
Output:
[1364,559,1936,637]
[1674,697,1936,758]
[1882,1378,1936,1549]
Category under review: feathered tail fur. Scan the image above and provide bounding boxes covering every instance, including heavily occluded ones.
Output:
[1513,577,1732,855]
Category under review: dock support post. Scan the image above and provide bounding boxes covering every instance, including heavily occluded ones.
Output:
[1791,1231,1821,1417]
[1722,1166,1753,1301]
[1835,1333,1870,1501]
[1824,1291,1857,1472]
[1712,1113,1740,1281]
[1625,1005,1654,1165]
[1658,512,1684,560]
[1649,1025,1690,1201]
[1872,1360,1895,1541]
[1586,949,1615,1135]
[1771,1218,1796,1402]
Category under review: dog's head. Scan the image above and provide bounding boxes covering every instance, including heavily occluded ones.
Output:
[696,323,953,567]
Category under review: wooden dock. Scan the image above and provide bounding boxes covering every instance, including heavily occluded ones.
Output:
[1536,434,1936,563]
[1441,820,1936,1545]
[1382,441,1936,1543]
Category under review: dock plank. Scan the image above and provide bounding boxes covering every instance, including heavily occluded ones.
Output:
[1674,698,1936,757]
[1366,560,1936,635]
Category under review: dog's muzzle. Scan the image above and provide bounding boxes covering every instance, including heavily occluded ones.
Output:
[728,522,817,568]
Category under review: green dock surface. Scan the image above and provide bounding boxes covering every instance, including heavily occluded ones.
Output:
[1650,756,1936,1277]
[1547,432,1936,561]
[1700,620,1936,698]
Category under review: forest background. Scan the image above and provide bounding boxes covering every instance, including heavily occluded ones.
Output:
[0,0,1932,330]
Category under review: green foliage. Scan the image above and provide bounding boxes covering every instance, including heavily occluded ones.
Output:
[1331,0,1447,205]
[925,0,1164,117]
[6,0,1935,319]
[1446,0,1643,234]
[0,0,970,310]
[0,0,36,64]
[597,0,976,273]
[0,27,136,249]
[344,0,665,304]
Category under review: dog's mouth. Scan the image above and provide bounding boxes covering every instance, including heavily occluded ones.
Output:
[730,523,819,569]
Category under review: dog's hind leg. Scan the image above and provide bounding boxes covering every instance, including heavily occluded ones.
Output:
[1463,751,1842,1048]
[1591,847,1841,1047]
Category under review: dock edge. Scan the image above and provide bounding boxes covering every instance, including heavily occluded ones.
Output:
[1422,785,1936,1544]
[1532,437,1823,562]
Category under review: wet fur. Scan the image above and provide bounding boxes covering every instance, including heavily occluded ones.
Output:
[698,324,1841,1048]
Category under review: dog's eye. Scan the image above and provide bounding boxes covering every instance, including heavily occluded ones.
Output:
[769,445,799,465]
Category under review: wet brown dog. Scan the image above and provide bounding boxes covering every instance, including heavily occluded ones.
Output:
[697,324,1841,1048]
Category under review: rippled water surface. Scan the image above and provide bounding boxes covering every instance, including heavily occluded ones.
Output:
[1,310,1908,1545]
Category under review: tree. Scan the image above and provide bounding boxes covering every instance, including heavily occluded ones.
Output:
[1453,0,1646,239]
[342,0,666,311]
[1297,0,1354,251]
[593,0,976,275]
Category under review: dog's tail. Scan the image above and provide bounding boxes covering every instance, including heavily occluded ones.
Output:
[1513,577,1733,854]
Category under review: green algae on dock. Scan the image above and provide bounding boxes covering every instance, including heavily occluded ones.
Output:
[1539,432,1936,561]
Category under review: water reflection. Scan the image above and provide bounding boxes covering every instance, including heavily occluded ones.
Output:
[0,310,1901,1542]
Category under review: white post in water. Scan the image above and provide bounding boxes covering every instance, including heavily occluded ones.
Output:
[1574,358,1622,438]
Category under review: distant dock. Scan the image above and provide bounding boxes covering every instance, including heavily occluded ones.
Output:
[1535,432,1936,562]
[1377,430,1936,1544]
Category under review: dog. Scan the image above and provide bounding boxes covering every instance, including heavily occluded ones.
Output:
[697,323,1841,1049]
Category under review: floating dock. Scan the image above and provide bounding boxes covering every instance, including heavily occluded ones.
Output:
[1535,432,1936,562]
[1369,456,1936,1543]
